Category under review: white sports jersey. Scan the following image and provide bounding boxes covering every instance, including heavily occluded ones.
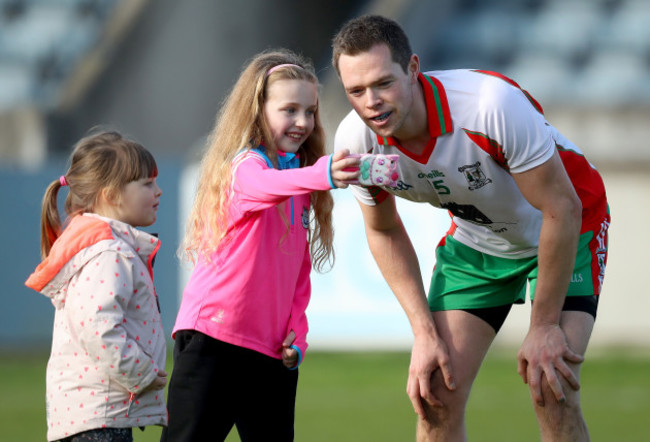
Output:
[335,69,599,258]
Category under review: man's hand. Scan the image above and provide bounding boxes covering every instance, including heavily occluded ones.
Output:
[517,323,583,406]
[406,332,456,418]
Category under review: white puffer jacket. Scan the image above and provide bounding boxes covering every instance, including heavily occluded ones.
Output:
[25,213,167,441]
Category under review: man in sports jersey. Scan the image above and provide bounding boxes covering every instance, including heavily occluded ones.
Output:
[332,15,609,441]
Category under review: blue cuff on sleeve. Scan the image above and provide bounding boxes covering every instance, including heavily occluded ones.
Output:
[327,155,335,189]
[289,344,302,370]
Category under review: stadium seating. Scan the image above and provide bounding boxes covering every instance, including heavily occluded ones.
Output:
[425,0,650,108]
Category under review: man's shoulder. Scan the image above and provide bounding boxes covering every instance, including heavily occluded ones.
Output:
[422,68,483,84]
[423,68,505,83]
[425,68,535,122]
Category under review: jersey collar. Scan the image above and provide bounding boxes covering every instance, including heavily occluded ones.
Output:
[377,72,453,163]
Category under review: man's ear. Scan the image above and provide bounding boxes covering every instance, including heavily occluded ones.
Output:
[408,54,420,82]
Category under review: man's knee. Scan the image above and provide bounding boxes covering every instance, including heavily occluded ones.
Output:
[532,373,582,416]
[423,372,470,425]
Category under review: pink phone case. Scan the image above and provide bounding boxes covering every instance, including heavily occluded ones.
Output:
[348,153,400,187]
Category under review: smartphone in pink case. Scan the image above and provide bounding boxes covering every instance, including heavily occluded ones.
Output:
[348,153,400,187]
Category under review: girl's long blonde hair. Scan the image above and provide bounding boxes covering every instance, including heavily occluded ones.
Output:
[39,130,158,259]
[182,49,334,271]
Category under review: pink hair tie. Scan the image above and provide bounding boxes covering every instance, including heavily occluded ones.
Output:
[265,63,302,77]
[59,175,68,186]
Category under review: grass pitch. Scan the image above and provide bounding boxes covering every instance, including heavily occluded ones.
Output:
[1,348,648,441]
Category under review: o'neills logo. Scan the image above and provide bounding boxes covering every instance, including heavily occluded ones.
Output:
[571,273,584,283]
[458,161,492,190]
[418,170,445,179]
[301,207,309,229]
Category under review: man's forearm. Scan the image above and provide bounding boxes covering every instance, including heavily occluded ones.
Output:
[365,218,436,336]
[530,204,581,327]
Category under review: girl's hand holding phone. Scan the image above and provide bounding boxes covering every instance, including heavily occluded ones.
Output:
[332,150,400,188]
[330,149,361,188]
[348,153,400,187]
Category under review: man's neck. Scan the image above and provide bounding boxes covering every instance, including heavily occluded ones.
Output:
[393,81,430,155]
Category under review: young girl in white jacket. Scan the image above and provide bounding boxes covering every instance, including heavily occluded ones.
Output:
[25,130,167,442]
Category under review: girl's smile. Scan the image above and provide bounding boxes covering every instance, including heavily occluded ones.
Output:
[263,79,318,154]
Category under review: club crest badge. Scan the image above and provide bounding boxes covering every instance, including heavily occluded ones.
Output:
[458,161,492,190]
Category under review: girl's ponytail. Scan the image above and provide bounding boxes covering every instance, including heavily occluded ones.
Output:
[40,178,64,259]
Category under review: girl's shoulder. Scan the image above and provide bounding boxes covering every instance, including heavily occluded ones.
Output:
[25,215,115,293]
[233,147,271,168]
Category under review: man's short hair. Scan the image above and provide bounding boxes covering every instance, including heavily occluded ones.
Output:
[332,14,413,75]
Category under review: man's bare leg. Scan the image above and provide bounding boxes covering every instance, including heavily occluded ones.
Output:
[416,310,496,442]
[532,310,594,442]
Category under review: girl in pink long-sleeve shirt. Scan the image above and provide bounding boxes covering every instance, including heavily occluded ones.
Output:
[162,49,359,442]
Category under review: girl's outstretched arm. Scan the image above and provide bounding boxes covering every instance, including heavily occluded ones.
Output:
[232,151,358,212]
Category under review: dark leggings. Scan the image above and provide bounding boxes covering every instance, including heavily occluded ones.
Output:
[161,330,298,442]
[56,428,133,442]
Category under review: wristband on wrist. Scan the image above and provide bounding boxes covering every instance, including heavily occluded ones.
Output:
[327,155,335,189]
[289,344,302,370]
